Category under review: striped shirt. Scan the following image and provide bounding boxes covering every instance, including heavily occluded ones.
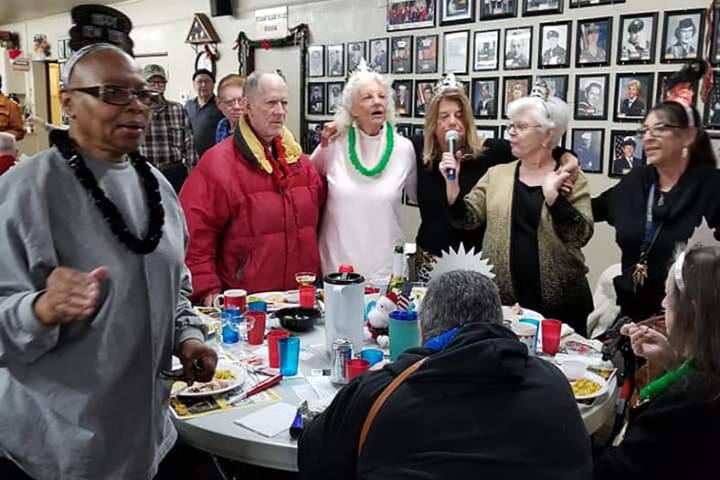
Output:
[138,97,198,169]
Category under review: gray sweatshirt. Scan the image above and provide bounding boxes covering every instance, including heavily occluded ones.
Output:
[0,146,206,479]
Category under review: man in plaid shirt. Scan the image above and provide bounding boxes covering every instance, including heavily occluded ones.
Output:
[139,64,198,193]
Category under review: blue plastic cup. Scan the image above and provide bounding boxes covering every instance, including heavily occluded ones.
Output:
[248,300,268,312]
[389,310,420,361]
[279,336,300,376]
[360,348,384,366]
[221,308,242,345]
[519,318,540,354]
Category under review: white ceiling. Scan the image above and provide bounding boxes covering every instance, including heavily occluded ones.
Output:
[0,0,125,25]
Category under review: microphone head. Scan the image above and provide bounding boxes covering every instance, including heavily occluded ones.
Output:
[445,130,459,142]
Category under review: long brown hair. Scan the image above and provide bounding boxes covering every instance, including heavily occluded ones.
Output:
[667,246,720,382]
[422,87,484,168]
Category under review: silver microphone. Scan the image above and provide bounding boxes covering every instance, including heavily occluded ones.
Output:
[445,130,458,180]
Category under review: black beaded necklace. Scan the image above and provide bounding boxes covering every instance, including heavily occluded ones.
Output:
[50,129,165,255]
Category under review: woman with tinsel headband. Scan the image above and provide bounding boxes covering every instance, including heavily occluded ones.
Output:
[594,225,720,479]
[593,61,720,324]
[311,60,417,281]
[446,81,593,336]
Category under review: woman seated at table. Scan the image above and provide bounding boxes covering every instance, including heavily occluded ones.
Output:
[311,60,416,282]
[594,242,720,479]
[413,76,579,278]
[446,84,593,336]
[298,270,592,480]
[592,62,720,323]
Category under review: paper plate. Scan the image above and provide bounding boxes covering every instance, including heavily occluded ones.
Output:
[247,290,300,311]
[174,361,247,398]
[502,305,543,323]
[570,370,608,401]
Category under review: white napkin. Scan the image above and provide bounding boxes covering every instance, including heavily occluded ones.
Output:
[234,402,298,437]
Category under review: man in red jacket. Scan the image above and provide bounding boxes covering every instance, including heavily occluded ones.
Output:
[0,132,17,176]
[180,71,325,305]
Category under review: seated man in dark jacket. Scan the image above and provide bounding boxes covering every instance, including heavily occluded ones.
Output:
[298,270,592,480]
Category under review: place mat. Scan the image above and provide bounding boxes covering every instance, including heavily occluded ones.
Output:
[169,388,281,420]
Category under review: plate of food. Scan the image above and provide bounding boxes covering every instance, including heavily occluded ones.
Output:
[247,291,300,311]
[173,361,247,398]
[570,371,608,401]
[502,304,543,323]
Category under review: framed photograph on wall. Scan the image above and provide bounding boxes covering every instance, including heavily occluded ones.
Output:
[347,41,367,73]
[708,131,720,161]
[504,27,532,70]
[472,77,499,119]
[656,71,697,106]
[703,70,720,128]
[473,30,499,71]
[618,13,657,64]
[387,0,436,31]
[396,124,412,138]
[479,0,517,20]
[570,0,611,7]
[523,0,562,17]
[391,36,414,74]
[576,17,612,67]
[369,38,389,73]
[502,76,532,117]
[393,79,413,117]
[326,82,344,115]
[307,83,325,115]
[571,128,604,173]
[306,122,326,153]
[327,44,345,77]
[444,30,469,74]
[307,45,325,77]
[614,72,654,122]
[476,126,498,140]
[415,34,439,73]
[413,125,426,138]
[661,10,705,63]
[574,73,609,120]
[415,80,436,116]
[539,21,571,68]
[440,0,474,25]
[536,74,568,101]
[610,130,646,177]
[712,9,720,65]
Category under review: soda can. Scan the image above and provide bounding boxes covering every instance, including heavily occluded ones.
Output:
[330,337,353,385]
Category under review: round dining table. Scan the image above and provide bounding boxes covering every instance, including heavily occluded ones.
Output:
[173,322,618,472]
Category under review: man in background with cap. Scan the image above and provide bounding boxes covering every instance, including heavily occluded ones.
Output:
[139,64,198,193]
[612,137,643,176]
[542,29,566,65]
[622,18,651,61]
[184,69,223,157]
[667,18,697,59]
[0,75,25,141]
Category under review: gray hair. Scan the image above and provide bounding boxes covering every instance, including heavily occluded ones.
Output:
[0,132,16,154]
[244,71,286,100]
[420,270,503,341]
[60,43,129,86]
[333,67,396,136]
[506,95,569,147]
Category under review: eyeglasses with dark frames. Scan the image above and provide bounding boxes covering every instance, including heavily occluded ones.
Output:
[64,85,163,109]
[635,123,682,138]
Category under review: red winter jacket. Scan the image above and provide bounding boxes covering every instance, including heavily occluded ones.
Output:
[180,135,325,301]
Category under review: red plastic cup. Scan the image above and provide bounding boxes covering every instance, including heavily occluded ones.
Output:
[267,329,290,368]
[246,311,266,345]
[541,319,562,355]
[299,284,316,309]
[346,359,370,381]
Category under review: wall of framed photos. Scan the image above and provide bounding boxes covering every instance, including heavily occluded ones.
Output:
[298,0,717,286]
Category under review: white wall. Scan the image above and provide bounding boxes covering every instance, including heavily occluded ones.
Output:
[1,0,711,288]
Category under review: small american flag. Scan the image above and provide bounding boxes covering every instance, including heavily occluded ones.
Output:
[396,284,413,311]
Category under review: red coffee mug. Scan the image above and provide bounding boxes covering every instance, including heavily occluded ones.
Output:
[267,329,290,368]
[213,289,247,312]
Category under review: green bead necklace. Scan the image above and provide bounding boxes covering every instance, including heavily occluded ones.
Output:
[347,121,394,177]
[639,359,693,403]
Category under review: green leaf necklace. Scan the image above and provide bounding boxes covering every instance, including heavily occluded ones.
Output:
[348,121,394,177]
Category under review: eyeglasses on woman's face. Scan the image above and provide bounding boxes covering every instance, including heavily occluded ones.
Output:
[64,85,163,109]
[506,121,543,134]
[636,122,682,138]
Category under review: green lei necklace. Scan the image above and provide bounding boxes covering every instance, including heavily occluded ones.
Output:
[639,359,693,403]
[348,121,394,177]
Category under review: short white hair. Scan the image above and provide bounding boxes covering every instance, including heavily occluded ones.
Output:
[0,132,16,154]
[333,68,396,135]
[507,96,569,147]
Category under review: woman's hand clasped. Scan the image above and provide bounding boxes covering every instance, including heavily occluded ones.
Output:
[542,169,571,206]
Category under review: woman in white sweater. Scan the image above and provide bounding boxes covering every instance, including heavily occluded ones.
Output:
[311,61,416,281]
